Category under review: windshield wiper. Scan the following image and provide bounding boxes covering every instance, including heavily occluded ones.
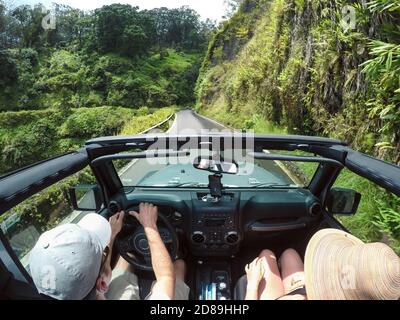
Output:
[250,183,297,189]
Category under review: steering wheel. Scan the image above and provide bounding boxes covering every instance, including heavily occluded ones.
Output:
[115,207,179,272]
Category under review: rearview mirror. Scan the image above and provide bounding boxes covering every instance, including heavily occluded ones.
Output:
[326,188,361,215]
[68,184,103,212]
[193,156,239,175]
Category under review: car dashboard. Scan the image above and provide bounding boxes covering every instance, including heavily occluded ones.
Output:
[110,187,322,258]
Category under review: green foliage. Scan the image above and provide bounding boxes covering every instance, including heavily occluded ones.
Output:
[8,4,46,48]
[0,48,203,111]
[197,0,400,249]
[335,169,400,254]
[1,3,214,53]
[198,0,399,154]
[0,3,212,111]
[121,107,175,135]
[373,196,400,252]
[0,106,174,175]
[368,0,400,13]
[93,4,149,57]
[59,106,135,139]
[361,41,400,157]
[0,50,18,86]
[2,118,57,169]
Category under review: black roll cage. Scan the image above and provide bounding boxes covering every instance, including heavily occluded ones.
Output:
[1,133,400,216]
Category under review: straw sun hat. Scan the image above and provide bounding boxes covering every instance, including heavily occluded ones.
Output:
[304,229,400,300]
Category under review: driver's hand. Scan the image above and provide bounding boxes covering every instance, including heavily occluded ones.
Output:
[129,203,158,230]
[109,211,125,240]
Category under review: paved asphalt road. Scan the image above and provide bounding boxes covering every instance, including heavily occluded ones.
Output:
[168,109,228,133]
[120,110,232,186]
[120,110,293,187]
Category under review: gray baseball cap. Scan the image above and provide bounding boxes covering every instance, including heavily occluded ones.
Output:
[29,214,111,300]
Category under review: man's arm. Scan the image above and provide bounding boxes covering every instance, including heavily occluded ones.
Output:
[96,211,125,300]
[130,203,175,300]
[106,211,125,272]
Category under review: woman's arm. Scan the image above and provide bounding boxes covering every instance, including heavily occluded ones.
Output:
[244,257,264,300]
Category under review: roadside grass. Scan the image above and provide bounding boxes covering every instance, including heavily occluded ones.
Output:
[199,109,400,254]
[121,107,175,135]
[335,170,400,254]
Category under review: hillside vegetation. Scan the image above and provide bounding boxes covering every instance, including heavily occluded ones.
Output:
[0,48,202,112]
[197,0,400,251]
[0,2,213,173]
[0,106,174,175]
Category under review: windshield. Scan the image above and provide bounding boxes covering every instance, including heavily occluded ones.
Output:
[114,150,319,189]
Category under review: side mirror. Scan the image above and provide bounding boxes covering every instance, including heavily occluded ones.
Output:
[68,184,103,212]
[193,156,239,175]
[326,188,361,215]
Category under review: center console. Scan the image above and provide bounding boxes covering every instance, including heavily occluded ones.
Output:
[189,192,241,257]
[195,260,233,300]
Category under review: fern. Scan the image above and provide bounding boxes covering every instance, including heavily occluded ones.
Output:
[367,0,400,13]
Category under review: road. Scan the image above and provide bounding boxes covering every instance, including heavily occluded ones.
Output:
[120,110,294,187]
[168,109,227,133]
[120,110,233,186]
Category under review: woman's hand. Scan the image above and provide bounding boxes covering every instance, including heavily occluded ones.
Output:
[245,257,265,287]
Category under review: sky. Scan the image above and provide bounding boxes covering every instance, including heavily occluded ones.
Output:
[13,0,229,21]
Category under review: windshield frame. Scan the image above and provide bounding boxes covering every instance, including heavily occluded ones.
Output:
[111,151,329,190]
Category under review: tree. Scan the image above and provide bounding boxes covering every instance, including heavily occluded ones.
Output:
[149,6,213,51]
[120,24,147,56]
[0,49,17,86]
[0,1,5,32]
[43,4,83,47]
[10,4,46,48]
[0,1,6,48]
[94,4,143,55]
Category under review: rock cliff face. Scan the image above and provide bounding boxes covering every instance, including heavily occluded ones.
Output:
[197,0,399,164]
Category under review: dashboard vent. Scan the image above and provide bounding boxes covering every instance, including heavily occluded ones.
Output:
[225,232,239,245]
[309,203,322,217]
[191,232,205,244]
[197,193,234,201]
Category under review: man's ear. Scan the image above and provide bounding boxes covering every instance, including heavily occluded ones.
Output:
[96,275,109,294]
